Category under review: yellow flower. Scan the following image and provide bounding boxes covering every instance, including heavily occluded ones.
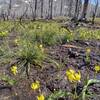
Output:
[66,69,75,75]
[14,39,19,44]
[37,94,45,100]
[39,44,43,48]
[66,69,75,82]
[31,81,40,90]
[94,65,100,73]
[68,74,76,82]
[86,48,91,53]
[39,44,44,52]
[10,65,18,75]
[66,69,81,82]
[74,71,81,82]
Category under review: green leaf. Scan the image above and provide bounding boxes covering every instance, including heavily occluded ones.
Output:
[87,79,100,86]
[82,79,100,100]
[0,75,17,86]
[46,90,72,100]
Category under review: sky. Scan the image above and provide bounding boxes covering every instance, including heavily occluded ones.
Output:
[82,0,99,5]
[90,0,100,4]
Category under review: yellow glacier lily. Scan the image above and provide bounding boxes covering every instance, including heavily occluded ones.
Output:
[10,65,18,75]
[37,94,45,100]
[86,48,91,53]
[66,68,81,83]
[74,71,81,82]
[31,80,40,90]
[94,65,100,73]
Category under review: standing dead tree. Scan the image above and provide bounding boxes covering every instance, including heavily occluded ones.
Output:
[0,9,6,21]
[48,0,53,19]
[68,0,73,17]
[73,0,79,20]
[28,0,38,21]
[80,0,89,21]
[33,0,38,20]
[28,1,35,21]
[41,0,44,18]
[60,0,63,16]
[92,0,99,24]
[71,0,82,22]
[7,0,12,20]
[0,0,99,21]
[19,6,28,23]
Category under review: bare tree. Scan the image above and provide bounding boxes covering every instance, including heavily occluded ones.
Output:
[73,0,79,20]
[0,0,99,21]
[80,0,89,21]
[78,0,82,16]
[34,0,38,20]
[7,0,12,20]
[68,0,73,17]
[60,0,63,16]
[1,9,6,21]
[92,0,99,24]
[48,0,53,19]
[19,6,28,23]
[41,0,44,18]
[28,1,35,20]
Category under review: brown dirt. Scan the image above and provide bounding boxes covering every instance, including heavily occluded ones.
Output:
[0,39,100,100]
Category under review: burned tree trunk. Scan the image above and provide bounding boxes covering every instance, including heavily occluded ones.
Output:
[34,0,38,20]
[68,0,73,17]
[41,0,44,18]
[19,7,28,23]
[73,0,79,20]
[48,0,53,19]
[80,0,89,21]
[60,0,63,16]
[92,0,98,24]
[71,0,82,23]
[7,0,12,20]
[29,1,35,21]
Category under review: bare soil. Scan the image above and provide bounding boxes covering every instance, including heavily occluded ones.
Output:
[0,39,100,100]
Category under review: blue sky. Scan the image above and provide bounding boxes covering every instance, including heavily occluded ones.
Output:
[82,0,99,5]
[90,0,99,4]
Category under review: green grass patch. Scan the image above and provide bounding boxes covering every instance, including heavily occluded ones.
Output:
[75,28,100,40]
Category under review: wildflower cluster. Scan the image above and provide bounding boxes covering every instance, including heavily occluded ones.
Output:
[77,28,100,40]
[31,81,45,100]
[66,68,81,83]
